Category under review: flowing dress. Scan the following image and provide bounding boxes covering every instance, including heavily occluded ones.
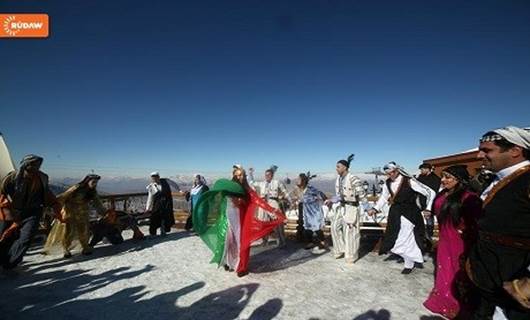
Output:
[301,185,325,232]
[423,190,482,318]
[185,183,209,230]
[193,179,285,274]
[44,186,105,254]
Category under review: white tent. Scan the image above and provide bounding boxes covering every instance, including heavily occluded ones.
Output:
[0,133,16,181]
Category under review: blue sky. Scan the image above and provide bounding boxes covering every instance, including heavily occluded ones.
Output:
[1,0,529,178]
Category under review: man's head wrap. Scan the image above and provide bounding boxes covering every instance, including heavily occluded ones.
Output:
[337,154,355,168]
[15,154,43,192]
[20,154,43,168]
[419,163,433,170]
[480,126,530,150]
[383,161,399,173]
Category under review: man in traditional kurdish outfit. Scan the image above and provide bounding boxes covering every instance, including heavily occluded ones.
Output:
[297,172,327,249]
[248,166,290,247]
[325,154,366,264]
[368,162,435,274]
[416,163,441,251]
[466,126,530,319]
[145,172,181,236]
[193,165,285,277]
[0,155,62,269]
[44,174,108,257]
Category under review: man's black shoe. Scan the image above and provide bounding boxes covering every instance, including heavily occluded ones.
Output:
[401,268,414,275]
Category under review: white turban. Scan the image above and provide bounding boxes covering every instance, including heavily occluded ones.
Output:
[481,126,530,149]
[383,161,399,173]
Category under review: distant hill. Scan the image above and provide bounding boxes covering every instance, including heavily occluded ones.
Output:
[52,177,155,194]
[51,172,381,195]
[49,184,68,195]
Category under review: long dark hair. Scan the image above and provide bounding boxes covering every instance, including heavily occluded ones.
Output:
[232,167,251,191]
[75,174,100,200]
[436,182,468,226]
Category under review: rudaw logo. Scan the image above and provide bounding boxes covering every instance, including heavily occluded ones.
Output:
[3,16,19,36]
[0,14,49,38]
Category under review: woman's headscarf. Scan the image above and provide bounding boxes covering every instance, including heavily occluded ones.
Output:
[442,165,470,184]
[191,174,208,195]
[78,174,101,186]
[75,174,101,199]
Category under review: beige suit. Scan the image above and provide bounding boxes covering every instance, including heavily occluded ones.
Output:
[249,178,289,246]
[330,172,366,262]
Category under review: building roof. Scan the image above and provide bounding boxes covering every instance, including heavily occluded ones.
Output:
[424,148,478,162]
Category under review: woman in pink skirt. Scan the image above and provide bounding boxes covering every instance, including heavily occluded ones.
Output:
[424,165,482,319]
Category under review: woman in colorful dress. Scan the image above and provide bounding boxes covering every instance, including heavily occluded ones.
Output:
[423,165,482,318]
[193,165,285,277]
[184,174,209,231]
[44,174,107,257]
[297,172,327,249]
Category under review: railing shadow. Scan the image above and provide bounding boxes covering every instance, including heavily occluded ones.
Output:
[250,240,328,274]
[22,230,192,271]
[251,233,385,274]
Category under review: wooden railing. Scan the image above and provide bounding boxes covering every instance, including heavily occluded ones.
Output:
[96,192,438,243]
[99,192,189,213]
[98,192,190,227]
[100,192,148,213]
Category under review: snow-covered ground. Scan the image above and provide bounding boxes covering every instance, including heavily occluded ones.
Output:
[0,227,442,320]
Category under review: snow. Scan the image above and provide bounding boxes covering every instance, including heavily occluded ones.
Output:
[0,227,442,320]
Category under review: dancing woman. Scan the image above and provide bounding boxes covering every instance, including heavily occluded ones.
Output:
[193,165,285,277]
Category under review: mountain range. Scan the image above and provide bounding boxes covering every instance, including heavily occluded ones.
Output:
[50,172,383,195]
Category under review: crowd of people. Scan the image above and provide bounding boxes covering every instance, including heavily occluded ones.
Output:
[0,125,529,319]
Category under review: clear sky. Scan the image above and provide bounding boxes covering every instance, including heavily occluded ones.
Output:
[1,0,529,178]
